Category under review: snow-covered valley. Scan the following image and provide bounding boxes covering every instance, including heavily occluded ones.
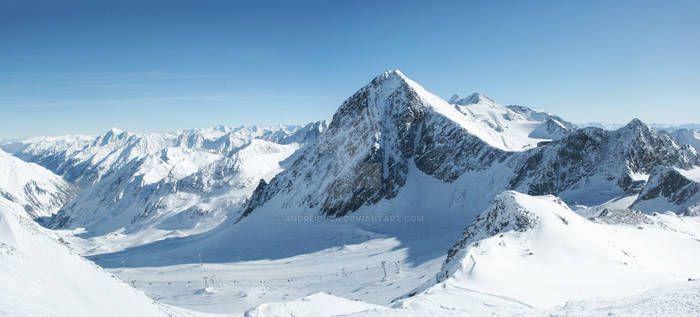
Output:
[1,70,699,316]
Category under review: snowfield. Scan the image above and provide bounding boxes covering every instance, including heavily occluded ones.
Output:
[98,191,700,316]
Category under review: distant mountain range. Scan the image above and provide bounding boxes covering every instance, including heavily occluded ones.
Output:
[579,122,700,132]
[2,123,326,252]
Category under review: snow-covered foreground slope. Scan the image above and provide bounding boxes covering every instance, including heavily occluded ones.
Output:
[94,188,700,315]
[232,191,700,316]
[549,279,700,317]
[0,148,74,219]
[249,280,700,316]
[435,191,700,308]
[245,292,385,317]
[99,217,454,314]
[0,197,207,317]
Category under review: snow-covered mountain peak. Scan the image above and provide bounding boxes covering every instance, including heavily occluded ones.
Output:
[95,127,131,147]
[405,189,700,311]
[355,71,576,151]
[364,70,461,115]
[346,71,572,151]
[447,92,577,149]
[621,118,651,133]
[243,71,520,218]
[509,118,699,205]
[243,71,584,218]
[375,69,408,81]
[8,123,324,249]
[108,127,124,135]
[448,92,495,106]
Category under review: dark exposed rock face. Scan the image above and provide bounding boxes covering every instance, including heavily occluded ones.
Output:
[414,114,510,182]
[447,198,538,257]
[590,208,654,226]
[639,169,691,201]
[631,166,700,215]
[509,119,699,197]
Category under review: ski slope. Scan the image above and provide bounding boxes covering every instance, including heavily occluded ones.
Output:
[211,191,700,316]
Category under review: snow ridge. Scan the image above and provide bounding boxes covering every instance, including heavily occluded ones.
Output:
[0,148,75,219]
[425,190,700,310]
[0,197,177,316]
[11,123,325,252]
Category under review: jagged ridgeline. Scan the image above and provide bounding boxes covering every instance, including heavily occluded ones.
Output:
[3,70,698,231]
[243,70,699,219]
[509,119,699,205]
[4,123,327,239]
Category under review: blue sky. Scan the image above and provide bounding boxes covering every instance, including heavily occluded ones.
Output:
[1,0,699,139]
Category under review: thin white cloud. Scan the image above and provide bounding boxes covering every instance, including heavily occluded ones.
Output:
[2,96,228,109]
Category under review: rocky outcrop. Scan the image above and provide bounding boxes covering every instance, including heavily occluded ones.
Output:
[631,166,699,215]
[437,191,572,282]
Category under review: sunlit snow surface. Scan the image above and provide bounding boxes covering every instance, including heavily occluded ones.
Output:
[396,71,569,151]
